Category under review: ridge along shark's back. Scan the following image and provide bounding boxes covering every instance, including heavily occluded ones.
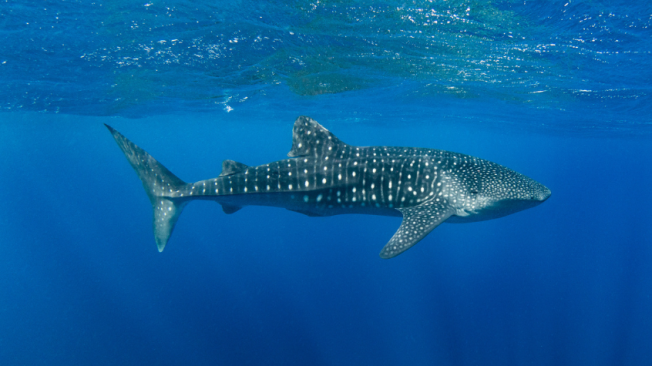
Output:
[106,116,551,258]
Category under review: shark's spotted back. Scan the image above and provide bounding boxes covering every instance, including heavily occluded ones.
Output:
[106,116,550,258]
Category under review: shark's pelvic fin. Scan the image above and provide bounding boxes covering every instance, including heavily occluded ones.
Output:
[219,160,249,177]
[286,208,326,217]
[287,116,349,158]
[221,204,243,214]
[379,202,455,259]
[105,124,187,252]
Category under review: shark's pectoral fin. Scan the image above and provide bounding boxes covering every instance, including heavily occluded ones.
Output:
[379,203,455,259]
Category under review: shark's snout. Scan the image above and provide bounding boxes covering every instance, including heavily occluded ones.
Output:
[538,186,552,202]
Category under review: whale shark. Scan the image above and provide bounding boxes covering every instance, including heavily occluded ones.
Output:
[106,116,550,258]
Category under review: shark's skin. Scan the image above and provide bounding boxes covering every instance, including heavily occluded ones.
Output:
[106,116,551,258]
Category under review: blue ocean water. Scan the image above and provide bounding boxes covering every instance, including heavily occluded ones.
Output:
[1,1,651,365]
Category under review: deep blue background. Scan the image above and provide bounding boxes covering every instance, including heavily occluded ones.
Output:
[1,110,651,365]
[2,0,652,365]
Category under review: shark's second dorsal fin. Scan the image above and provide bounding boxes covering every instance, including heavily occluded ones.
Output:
[288,116,348,158]
[219,160,249,177]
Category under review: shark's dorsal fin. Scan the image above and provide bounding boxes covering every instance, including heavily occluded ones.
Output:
[379,202,456,259]
[288,116,348,158]
[219,160,249,177]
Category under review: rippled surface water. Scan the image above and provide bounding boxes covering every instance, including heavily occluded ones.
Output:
[2,0,650,132]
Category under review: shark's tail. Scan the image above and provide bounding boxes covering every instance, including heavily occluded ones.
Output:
[105,124,188,252]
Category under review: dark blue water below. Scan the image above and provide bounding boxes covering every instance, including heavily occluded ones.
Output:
[1,111,651,365]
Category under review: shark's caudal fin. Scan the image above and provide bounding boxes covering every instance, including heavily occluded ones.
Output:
[105,125,188,252]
